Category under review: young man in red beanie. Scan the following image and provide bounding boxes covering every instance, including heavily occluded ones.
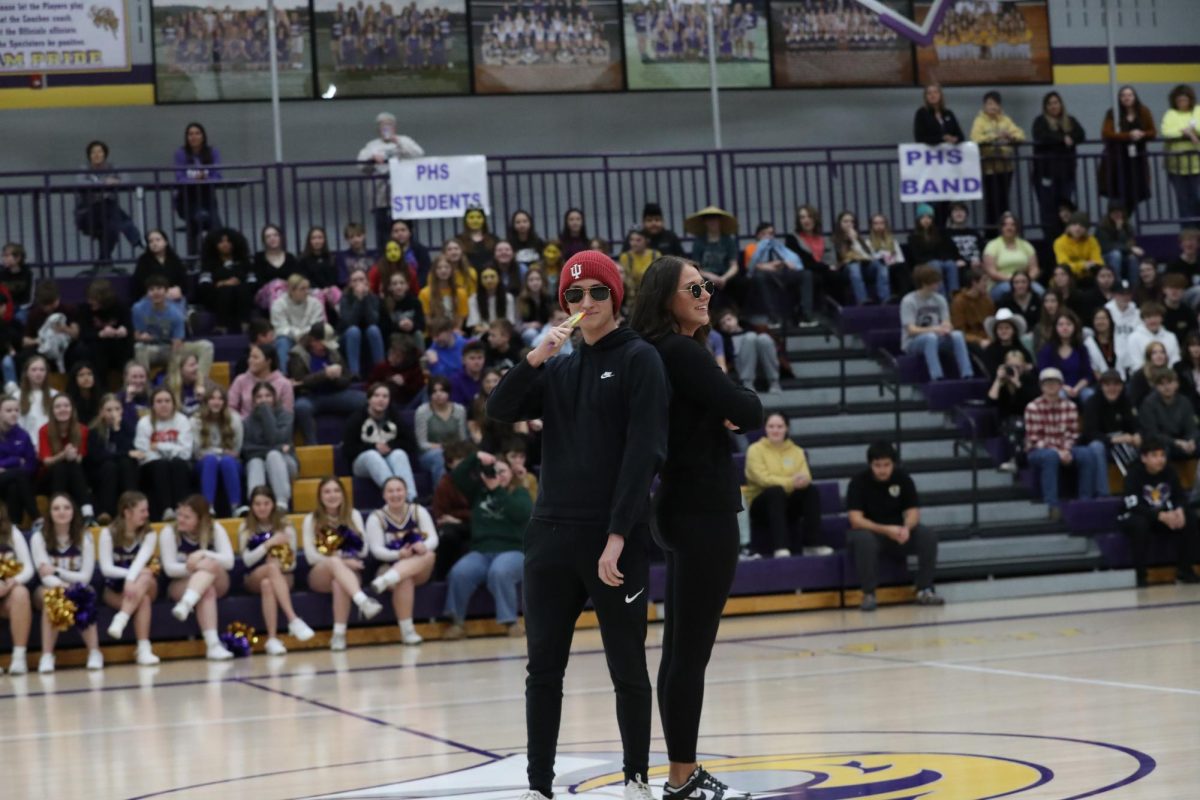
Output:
[488,250,668,800]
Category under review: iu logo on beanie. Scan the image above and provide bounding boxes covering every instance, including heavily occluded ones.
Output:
[558,251,625,312]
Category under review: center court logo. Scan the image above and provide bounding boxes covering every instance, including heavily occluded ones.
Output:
[314,731,1155,800]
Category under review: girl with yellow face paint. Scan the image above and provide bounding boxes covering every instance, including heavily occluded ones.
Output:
[457,207,499,272]
[535,240,565,293]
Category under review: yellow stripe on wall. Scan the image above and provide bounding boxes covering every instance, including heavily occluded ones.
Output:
[0,84,154,109]
[1054,63,1200,85]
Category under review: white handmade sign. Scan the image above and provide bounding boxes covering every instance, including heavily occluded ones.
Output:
[898,143,983,203]
[390,155,490,220]
[0,0,130,74]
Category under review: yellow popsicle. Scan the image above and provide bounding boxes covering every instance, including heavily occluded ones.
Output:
[566,311,588,327]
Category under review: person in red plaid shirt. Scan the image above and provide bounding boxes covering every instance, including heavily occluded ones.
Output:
[1024,368,1109,521]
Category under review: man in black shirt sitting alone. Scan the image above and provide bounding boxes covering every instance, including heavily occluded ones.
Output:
[1081,369,1141,474]
[1119,438,1200,587]
[845,441,944,611]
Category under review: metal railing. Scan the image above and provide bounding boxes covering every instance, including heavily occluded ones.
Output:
[2,140,1196,276]
[874,345,905,462]
[951,405,983,534]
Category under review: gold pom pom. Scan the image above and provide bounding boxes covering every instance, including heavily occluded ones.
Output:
[0,553,22,580]
[226,621,259,646]
[268,543,296,572]
[316,527,344,556]
[146,556,162,576]
[43,586,77,631]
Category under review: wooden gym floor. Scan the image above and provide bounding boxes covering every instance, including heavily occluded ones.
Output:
[2,585,1197,799]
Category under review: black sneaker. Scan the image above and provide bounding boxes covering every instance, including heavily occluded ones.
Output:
[664,766,751,800]
[915,588,945,606]
[860,593,877,612]
[1177,569,1200,585]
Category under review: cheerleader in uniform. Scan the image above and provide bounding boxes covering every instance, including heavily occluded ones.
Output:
[367,477,437,645]
[31,493,101,673]
[99,492,161,665]
[0,503,33,675]
[240,485,314,655]
[161,495,236,661]
[303,477,382,651]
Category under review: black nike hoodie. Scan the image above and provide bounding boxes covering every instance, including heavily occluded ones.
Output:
[487,325,669,537]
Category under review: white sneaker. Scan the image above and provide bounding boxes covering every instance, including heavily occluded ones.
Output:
[171,600,192,621]
[518,792,552,800]
[233,505,250,517]
[369,574,392,594]
[136,646,160,666]
[400,628,423,646]
[38,653,55,674]
[357,597,383,620]
[86,650,104,671]
[7,656,26,675]
[206,643,234,661]
[802,546,834,556]
[330,631,347,651]
[625,775,654,800]
[998,459,1018,474]
[264,637,288,656]
[773,548,791,558]
[162,508,177,522]
[107,611,130,639]
[288,618,315,641]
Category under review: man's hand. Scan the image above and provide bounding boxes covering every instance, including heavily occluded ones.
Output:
[527,321,573,367]
[598,534,625,587]
[1059,449,1074,465]
[793,473,810,490]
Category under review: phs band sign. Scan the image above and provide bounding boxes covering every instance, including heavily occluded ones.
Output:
[390,155,491,220]
[898,143,983,203]
[0,0,130,74]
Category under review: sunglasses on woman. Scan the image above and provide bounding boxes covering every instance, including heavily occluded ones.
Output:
[678,280,716,299]
[562,285,612,304]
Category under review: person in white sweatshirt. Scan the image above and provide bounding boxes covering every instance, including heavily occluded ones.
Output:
[31,493,101,673]
[238,485,314,656]
[99,491,160,666]
[1126,301,1181,372]
[160,494,235,660]
[365,477,438,645]
[135,388,195,521]
[0,506,34,675]
[6,354,58,441]
[1104,282,1142,370]
[269,274,326,373]
[303,476,382,652]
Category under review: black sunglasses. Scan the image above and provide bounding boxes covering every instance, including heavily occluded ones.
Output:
[678,280,716,299]
[563,285,612,304]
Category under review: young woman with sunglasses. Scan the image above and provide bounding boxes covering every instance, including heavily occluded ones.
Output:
[488,251,668,800]
[630,256,762,800]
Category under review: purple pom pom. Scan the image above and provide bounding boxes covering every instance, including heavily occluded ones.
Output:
[65,583,98,631]
[219,632,252,657]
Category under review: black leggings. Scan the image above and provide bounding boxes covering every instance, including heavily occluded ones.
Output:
[140,459,193,519]
[1120,512,1200,579]
[0,469,35,525]
[91,456,141,518]
[523,519,651,795]
[42,461,93,508]
[656,508,740,764]
[749,485,822,553]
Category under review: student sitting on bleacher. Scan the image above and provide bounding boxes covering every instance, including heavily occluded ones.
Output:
[950,270,996,351]
[132,275,214,381]
[988,349,1039,474]
[162,495,236,661]
[115,361,149,430]
[900,265,975,382]
[845,441,943,611]
[442,451,531,641]
[368,334,426,409]
[715,308,782,395]
[270,275,327,373]
[238,485,314,655]
[1119,438,1200,587]
[450,341,486,405]
[380,269,426,350]
[132,229,189,314]
[414,376,467,489]
[68,362,101,423]
[289,323,367,447]
[743,412,828,558]
[1125,302,1181,372]
[1081,369,1140,474]
[78,279,133,392]
[0,395,38,527]
[337,268,385,379]
[366,477,438,646]
[163,353,217,418]
[1036,311,1094,404]
[227,344,294,418]
[86,394,140,525]
[344,383,419,498]
[1024,367,1108,520]
[192,386,244,517]
[1138,368,1200,490]
[423,318,466,379]
[134,388,195,521]
[1128,341,1171,409]
[38,394,96,525]
[241,382,298,512]
[9,355,56,441]
[981,308,1031,374]
[21,280,85,374]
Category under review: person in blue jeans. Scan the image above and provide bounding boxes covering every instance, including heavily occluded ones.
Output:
[833,210,889,304]
[900,265,974,381]
[343,382,419,498]
[441,451,532,640]
[288,323,368,446]
[1024,368,1108,521]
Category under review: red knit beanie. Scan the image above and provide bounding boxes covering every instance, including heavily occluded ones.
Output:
[558,251,625,313]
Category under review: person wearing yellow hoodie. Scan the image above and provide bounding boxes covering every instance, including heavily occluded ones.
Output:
[1053,212,1105,282]
[1161,84,1200,222]
[744,412,830,558]
[970,90,1027,231]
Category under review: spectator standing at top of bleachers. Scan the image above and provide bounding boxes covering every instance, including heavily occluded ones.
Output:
[337,268,385,378]
[74,140,143,266]
[132,229,189,313]
[1126,302,1181,372]
[0,395,37,526]
[85,394,140,524]
[950,270,995,350]
[1119,438,1200,586]
[1031,92,1086,238]
[1081,369,1140,474]
[197,228,256,334]
[1099,85,1156,217]
[970,90,1026,231]
[913,82,964,146]
[900,265,974,382]
[131,275,215,379]
[358,113,425,250]
[0,243,34,325]
[845,441,943,611]
[1024,367,1107,520]
[173,123,223,256]
[77,279,133,391]
[290,324,367,446]
[743,412,826,558]
[1160,84,1200,222]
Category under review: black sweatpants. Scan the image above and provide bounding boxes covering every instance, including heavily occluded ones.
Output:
[749,485,822,553]
[0,469,35,525]
[42,461,93,508]
[656,509,740,764]
[523,519,651,795]
[848,525,938,594]
[1120,512,1200,579]
[91,456,141,518]
[140,459,193,520]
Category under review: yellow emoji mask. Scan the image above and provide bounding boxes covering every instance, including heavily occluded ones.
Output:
[385,241,402,263]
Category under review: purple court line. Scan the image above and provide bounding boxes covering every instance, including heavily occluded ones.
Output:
[124,751,454,800]
[3,599,1197,702]
[235,678,502,760]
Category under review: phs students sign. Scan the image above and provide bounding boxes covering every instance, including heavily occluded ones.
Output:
[390,155,490,220]
[898,143,983,203]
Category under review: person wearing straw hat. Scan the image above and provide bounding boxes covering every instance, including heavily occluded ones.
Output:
[982,307,1031,374]
[685,207,740,303]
